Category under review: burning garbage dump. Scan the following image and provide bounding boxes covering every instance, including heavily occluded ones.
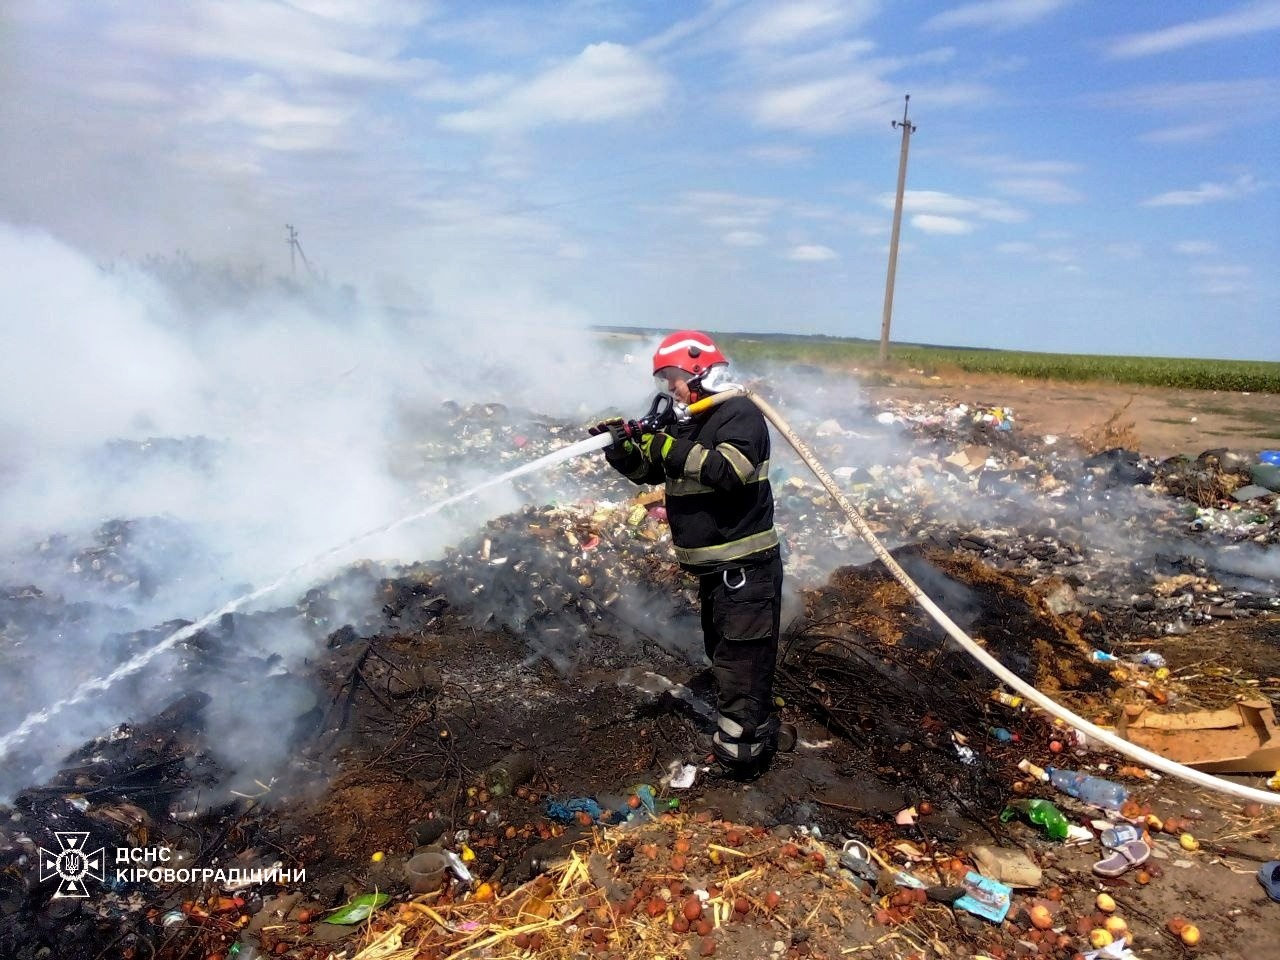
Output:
[1,387,1278,960]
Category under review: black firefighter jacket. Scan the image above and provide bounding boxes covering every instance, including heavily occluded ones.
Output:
[606,395,778,576]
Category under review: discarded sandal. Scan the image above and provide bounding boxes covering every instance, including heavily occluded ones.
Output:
[1093,837,1150,878]
[1259,861,1280,903]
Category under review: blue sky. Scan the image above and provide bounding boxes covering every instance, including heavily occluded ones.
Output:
[2,1,1278,359]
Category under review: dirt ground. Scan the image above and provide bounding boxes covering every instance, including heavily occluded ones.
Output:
[862,370,1280,458]
[4,373,1278,960]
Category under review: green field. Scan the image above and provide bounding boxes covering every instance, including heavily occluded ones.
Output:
[711,335,1280,394]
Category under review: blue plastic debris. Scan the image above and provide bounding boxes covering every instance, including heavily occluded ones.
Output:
[953,871,1011,923]
[545,797,604,824]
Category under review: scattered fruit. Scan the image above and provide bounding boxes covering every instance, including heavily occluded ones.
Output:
[764,890,781,910]
[699,935,717,956]
[627,794,642,809]
[1029,904,1054,930]
[683,897,703,922]
[1179,833,1200,851]
[1095,893,1116,913]
[646,898,665,918]
[673,915,689,933]
[1104,916,1128,938]
[734,896,750,915]
[370,851,384,863]
[1089,929,1113,949]
[1136,870,1151,885]
[1180,924,1201,947]
[671,854,687,871]
[674,838,691,854]
[1167,915,1188,936]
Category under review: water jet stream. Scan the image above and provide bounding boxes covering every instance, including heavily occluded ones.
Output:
[0,432,614,759]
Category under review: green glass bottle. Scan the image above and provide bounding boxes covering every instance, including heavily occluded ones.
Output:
[1000,799,1069,841]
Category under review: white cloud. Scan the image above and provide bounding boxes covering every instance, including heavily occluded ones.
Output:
[1089,78,1280,112]
[752,73,988,133]
[439,43,671,133]
[1104,242,1144,260]
[994,239,1078,266]
[912,214,973,235]
[673,191,783,232]
[416,73,513,104]
[994,177,1083,203]
[108,0,427,82]
[1107,2,1280,58]
[1192,263,1252,296]
[1173,241,1219,256]
[737,0,876,48]
[882,189,1028,223]
[744,144,814,164]
[923,0,1073,32]
[723,230,767,247]
[184,76,355,152]
[786,244,838,261]
[1192,263,1250,278]
[1138,123,1222,144]
[1141,173,1260,207]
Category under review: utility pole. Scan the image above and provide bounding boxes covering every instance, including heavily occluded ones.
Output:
[285,224,314,279]
[286,224,299,279]
[878,95,916,364]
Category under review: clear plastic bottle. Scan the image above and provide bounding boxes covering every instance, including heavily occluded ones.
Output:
[1044,767,1128,810]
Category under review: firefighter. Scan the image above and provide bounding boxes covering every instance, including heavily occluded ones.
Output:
[592,330,795,780]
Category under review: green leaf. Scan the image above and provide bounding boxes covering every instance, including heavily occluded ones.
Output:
[322,892,391,924]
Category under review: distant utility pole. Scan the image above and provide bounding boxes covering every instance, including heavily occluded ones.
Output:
[878,95,916,365]
[285,224,314,279]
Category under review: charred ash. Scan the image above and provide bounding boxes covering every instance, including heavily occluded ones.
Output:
[0,391,1276,958]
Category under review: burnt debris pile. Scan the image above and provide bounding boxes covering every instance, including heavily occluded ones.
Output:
[778,547,1109,812]
[0,392,1278,958]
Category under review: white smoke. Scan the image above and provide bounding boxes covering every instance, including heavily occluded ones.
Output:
[0,222,646,798]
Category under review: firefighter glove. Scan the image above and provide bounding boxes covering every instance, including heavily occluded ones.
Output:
[637,431,675,465]
[589,417,630,450]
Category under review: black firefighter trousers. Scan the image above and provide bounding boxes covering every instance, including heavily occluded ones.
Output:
[698,551,784,770]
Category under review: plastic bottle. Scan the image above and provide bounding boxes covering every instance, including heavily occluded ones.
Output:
[1000,799,1069,841]
[1127,650,1167,669]
[1044,767,1128,810]
[485,750,535,798]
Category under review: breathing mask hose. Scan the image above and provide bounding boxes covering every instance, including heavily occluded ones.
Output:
[687,387,1280,806]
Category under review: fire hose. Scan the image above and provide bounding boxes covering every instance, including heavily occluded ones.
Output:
[685,387,1280,807]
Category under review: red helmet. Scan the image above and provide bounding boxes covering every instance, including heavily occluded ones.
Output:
[652,330,728,378]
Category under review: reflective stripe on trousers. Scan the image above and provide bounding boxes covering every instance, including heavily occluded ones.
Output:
[699,552,784,767]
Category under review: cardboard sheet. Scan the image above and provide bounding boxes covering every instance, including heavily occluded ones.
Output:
[1113,699,1280,773]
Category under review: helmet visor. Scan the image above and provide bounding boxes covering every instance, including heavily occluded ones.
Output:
[654,366,694,394]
